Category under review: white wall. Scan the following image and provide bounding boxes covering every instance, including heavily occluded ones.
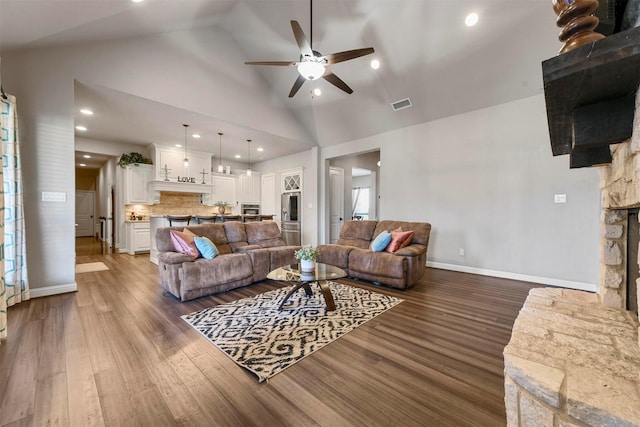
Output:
[321,94,601,290]
[254,148,318,246]
[2,27,311,291]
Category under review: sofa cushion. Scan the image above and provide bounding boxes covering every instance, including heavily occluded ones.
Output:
[316,244,354,270]
[179,254,253,293]
[374,220,431,247]
[194,236,218,260]
[170,229,199,257]
[183,224,232,255]
[385,228,415,254]
[348,248,407,288]
[370,230,392,252]
[223,222,248,244]
[245,222,286,248]
[336,220,378,249]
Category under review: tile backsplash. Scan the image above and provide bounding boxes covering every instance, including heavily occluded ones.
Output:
[125,191,237,219]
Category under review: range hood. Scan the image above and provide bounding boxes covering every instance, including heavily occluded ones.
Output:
[147,180,212,204]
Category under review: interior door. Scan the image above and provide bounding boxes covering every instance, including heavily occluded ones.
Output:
[329,167,345,244]
[261,173,276,225]
[76,190,95,237]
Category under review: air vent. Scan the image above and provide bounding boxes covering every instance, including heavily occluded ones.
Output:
[391,98,412,111]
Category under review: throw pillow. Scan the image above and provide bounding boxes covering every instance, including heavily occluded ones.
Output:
[385,227,415,254]
[194,236,219,260]
[370,230,392,252]
[170,229,199,257]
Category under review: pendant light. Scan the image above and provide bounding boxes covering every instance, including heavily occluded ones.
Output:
[217,132,224,173]
[183,124,189,167]
[246,139,252,176]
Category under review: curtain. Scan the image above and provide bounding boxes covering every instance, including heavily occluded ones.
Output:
[0,94,29,342]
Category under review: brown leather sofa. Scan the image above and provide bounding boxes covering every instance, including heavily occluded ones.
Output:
[156,221,300,301]
[317,220,431,289]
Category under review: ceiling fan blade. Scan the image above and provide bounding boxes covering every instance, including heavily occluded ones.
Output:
[289,75,306,98]
[324,47,375,65]
[322,70,353,94]
[291,20,313,57]
[245,61,297,66]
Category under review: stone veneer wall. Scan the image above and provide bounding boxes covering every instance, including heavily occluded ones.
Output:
[599,90,640,312]
[504,91,640,426]
[504,288,640,426]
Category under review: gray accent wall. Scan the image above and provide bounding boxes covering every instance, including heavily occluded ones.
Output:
[321,95,601,289]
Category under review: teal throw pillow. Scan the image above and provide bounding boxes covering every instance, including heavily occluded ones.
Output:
[194,236,219,260]
[370,230,392,252]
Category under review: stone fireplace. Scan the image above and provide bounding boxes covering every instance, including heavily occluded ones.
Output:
[503,29,640,426]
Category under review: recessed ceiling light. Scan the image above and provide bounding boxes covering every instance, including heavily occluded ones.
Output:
[192,134,201,139]
[79,163,87,167]
[234,154,241,159]
[465,12,479,27]
[75,126,87,131]
[370,59,380,70]
[80,109,93,115]
[175,144,182,148]
[83,154,91,159]
[131,0,144,3]
[257,147,264,152]
[313,88,322,96]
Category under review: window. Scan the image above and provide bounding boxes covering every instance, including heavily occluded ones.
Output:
[352,187,370,220]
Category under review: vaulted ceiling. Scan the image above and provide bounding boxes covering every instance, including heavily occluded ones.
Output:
[0,0,561,162]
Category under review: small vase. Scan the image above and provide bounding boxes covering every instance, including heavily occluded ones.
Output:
[218,206,225,214]
[300,259,315,272]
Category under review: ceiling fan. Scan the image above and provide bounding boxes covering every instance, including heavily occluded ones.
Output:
[244,0,375,98]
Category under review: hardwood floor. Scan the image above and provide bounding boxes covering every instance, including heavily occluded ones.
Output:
[0,252,540,427]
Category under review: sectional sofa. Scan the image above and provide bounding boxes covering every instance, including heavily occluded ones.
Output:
[317,220,431,289]
[156,221,300,301]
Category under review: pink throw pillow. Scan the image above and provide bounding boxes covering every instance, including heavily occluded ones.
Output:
[170,229,200,257]
[385,227,415,254]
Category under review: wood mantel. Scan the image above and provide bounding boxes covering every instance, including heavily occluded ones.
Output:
[543,25,640,168]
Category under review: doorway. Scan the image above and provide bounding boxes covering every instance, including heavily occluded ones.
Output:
[329,167,345,243]
[75,190,95,237]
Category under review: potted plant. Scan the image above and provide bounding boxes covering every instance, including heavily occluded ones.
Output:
[118,152,153,168]
[294,245,319,271]
[214,201,227,214]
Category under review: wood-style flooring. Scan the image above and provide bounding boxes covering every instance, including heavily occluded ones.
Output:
[0,250,540,427]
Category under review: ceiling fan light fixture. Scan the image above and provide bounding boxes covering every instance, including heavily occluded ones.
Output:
[297,61,325,80]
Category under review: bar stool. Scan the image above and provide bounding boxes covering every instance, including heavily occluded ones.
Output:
[259,214,275,221]
[195,215,217,224]
[242,215,259,223]
[220,214,240,222]
[166,215,192,227]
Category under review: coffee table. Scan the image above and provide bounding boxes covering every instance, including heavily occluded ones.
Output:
[267,263,347,311]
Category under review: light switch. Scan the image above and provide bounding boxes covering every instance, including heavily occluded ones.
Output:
[554,194,567,203]
[42,191,66,202]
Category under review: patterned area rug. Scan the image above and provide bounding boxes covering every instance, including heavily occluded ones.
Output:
[182,282,403,382]
[75,262,109,273]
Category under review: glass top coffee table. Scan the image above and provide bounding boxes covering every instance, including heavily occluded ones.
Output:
[267,263,347,311]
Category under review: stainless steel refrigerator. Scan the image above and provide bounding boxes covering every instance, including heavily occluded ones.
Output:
[281,192,301,246]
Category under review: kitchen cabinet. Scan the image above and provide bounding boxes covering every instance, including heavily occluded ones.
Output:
[211,174,236,207]
[237,171,261,204]
[152,144,212,183]
[281,168,302,193]
[125,164,153,204]
[125,221,150,255]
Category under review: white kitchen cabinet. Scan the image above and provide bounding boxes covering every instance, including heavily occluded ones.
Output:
[211,174,236,206]
[152,144,212,183]
[237,172,261,204]
[125,221,150,255]
[125,164,153,204]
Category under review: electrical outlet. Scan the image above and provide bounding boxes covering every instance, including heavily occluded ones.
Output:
[459,248,465,256]
[554,194,567,203]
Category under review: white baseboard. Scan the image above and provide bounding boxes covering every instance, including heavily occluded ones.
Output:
[426,261,597,292]
[29,282,78,298]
